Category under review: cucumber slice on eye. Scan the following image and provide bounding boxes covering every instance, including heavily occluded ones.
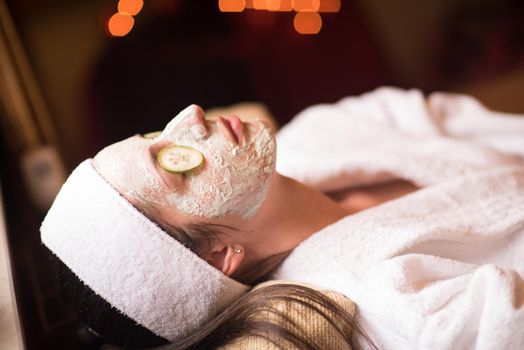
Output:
[157,145,204,173]
[143,131,162,139]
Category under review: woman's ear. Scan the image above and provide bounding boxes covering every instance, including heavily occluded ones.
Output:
[206,244,245,276]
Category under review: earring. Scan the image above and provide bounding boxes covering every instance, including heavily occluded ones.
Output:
[233,247,242,254]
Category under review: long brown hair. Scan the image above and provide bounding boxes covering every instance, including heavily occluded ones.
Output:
[164,283,377,350]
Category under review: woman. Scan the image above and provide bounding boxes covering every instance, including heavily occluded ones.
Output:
[42,87,524,349]
[43,103,368,349]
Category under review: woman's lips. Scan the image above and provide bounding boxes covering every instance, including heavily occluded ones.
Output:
[225,115,244,144]
[216,115,243,144]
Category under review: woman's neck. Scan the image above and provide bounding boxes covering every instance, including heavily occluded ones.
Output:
[243,173,349,269]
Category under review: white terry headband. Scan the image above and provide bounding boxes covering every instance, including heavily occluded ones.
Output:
[40,160,249,342]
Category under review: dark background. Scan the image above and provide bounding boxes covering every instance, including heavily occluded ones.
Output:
[1,0,523,348]
[6,0,524,167]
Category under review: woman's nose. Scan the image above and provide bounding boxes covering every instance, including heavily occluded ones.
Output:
[162,104,209,140]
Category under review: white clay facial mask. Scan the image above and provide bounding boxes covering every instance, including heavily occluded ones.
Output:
[93,104,276,221]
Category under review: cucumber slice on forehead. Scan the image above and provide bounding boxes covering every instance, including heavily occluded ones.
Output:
[157,145,204,173]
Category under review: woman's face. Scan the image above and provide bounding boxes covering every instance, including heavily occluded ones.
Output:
[93,104,276,227]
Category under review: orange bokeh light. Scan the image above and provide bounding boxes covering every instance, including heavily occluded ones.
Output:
[117,0,144,16]
[107,12,135,37]
[253,0,267,9]
[319,0,341,12]
[267,0,292,11]
[218,0,246,12]
[292,0,320,11]
[266,0,280,11]
[293,11,322,34]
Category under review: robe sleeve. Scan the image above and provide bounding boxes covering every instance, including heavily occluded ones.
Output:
[276,87,523,192]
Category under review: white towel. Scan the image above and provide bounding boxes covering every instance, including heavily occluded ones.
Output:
[272,87,524,349]
[276,87,523,191]
[41,160,249,342]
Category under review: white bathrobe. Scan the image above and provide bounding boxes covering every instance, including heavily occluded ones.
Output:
[272,87,524,350]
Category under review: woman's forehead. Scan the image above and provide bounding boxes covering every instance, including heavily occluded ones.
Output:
[93,135,164,196]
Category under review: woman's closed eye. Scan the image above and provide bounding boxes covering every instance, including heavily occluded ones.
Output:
[147,146,186,191]
[156,145,204,174]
